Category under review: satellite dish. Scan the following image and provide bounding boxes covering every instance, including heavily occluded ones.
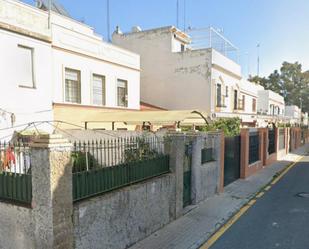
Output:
[37,0,71,17]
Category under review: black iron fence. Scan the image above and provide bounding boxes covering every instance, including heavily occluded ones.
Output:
[72,136,170,201]
[0,142,32,205]
[249,132,260,164]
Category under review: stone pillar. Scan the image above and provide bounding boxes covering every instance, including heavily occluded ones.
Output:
[30,134,73,249]
[258,128,264,166]
[240,129,249,179]
[165,133,186,218]
[191,135,203,205]
[284,128,291,154]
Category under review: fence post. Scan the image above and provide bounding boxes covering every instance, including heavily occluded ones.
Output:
[30,134,73,249]
[166,133,185,218]
[240,129,249,179]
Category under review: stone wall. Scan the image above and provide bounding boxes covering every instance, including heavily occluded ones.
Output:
[0,203,35,249]
[73,174,176,249]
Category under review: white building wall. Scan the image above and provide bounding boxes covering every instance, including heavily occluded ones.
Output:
[51,14,140,110]
[113,27,212,111]
[52,49,140,109]
[113,27,244,116]
[0,28,53,140]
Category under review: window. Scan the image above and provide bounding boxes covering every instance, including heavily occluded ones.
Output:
[252,99,257,112]
[216,84,222,107]
[242,95,246,110]
[117,79,128,107]
[92,74,106,106]
[18,45,35,88]
[65,68,81,104]
[234,90,238,110]
[225,86,229,97]
[181,44,185,52]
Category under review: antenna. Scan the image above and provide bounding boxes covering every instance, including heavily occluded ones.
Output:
[257,43,260,76]
[107,0,110,42]
[48,0,51,29]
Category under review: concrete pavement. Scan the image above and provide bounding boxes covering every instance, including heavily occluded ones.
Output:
[128,144,309,249]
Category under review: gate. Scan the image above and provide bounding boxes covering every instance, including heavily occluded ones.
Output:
[268,129,276,155]
[183,142,192,207]
[224,136,241,186]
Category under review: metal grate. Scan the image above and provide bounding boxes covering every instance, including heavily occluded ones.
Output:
[249,132,259,164]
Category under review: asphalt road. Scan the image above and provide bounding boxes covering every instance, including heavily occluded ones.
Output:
[210,156,309,249]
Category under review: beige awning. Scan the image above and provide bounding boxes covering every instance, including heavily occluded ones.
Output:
[83,110,210,126]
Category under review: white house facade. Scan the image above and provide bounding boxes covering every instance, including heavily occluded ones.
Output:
[0,0,141,140]
[113,26,244,121]
[285,105,301,124]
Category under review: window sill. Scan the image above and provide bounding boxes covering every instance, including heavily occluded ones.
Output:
[19,85,36,90]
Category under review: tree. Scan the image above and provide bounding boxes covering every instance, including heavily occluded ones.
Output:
[249,62,309,113]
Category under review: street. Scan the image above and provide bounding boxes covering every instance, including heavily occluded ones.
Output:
[210,156,309,249]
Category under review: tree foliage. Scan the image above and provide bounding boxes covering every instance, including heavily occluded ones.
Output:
[199,118,241,137]
[248,62,309,113]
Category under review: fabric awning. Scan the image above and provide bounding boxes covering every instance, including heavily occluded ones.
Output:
[83,110,210,126]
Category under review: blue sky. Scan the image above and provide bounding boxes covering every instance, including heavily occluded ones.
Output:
[24,0,309,77]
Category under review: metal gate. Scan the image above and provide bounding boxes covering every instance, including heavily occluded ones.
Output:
[268,129,276,155]
[224,136,241,186]
[183,142,192,207]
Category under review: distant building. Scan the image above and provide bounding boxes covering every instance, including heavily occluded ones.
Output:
[285,105,301,125]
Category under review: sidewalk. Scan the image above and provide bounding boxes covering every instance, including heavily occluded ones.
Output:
[129,145,309,249]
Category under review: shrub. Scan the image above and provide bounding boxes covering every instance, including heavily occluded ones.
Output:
[199,118,241,137]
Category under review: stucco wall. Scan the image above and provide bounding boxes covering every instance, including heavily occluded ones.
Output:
[74,174,176,249]
[0,203,35,249]
[0,28,53,141]
[191,133,223,204]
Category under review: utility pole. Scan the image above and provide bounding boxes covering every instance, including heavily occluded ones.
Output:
[183,0,186,31]
[176,0,179,28]
[257,43,260,76]
[107,0,110,42]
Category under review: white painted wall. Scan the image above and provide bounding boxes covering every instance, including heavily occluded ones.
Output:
[0,28,53,141]
[51,13,140,110]
[113,27,212,112]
